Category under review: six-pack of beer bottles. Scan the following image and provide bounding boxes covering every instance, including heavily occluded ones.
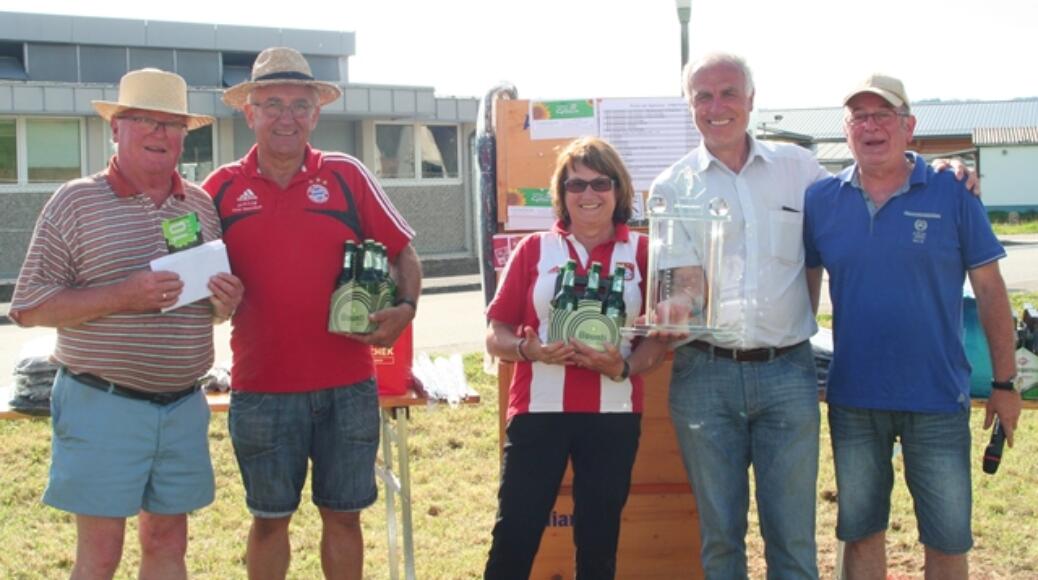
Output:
[328,239,397,334]
[548,259,627,350]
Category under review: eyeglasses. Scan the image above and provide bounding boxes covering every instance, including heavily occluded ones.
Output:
[564,177,614,193]
[845,109,907,127]
[118,115,188,134]
[250,99,315,119]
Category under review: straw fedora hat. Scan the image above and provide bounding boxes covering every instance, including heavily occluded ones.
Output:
[92,68,214,131]
[222,47,342,110]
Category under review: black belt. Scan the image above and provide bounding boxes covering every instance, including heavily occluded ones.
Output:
[66,370,199,406]
[688,340,808,363]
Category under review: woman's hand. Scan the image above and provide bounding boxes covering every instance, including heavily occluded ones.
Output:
[522,326,575,366]
[570,340,624,378]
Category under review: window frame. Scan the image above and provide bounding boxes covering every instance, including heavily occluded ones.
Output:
[0,115,86,189]
[373,121,462,185]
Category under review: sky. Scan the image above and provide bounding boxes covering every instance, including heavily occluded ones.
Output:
[2,0,1036,109]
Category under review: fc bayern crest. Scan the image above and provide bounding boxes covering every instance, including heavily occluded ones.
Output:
[308,183,330,204]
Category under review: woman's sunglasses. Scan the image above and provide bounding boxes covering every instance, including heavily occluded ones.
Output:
[564,177,615,193]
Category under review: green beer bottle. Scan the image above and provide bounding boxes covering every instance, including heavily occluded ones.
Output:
[603,264,627,325]
[582,261,603,302]
[336,240,357,287]
[554,260,579,312]
[358,239,380,295]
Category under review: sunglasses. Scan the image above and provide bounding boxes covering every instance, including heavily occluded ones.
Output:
[564,177,615,193]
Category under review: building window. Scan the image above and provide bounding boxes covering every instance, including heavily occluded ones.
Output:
[26,119,82,183]
[376,124,415,179]
[422,125,459,179]
[0,117,84,186]
[178,125,215,181]
[0,119,15,183]
[375,123,460,181]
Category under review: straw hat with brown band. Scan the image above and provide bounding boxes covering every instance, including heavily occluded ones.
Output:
[222,47,343,110]
[92,68,214,131]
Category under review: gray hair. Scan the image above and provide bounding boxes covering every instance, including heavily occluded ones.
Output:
[682,52,755,104]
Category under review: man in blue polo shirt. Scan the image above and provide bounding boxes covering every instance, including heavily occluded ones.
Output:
[804,74,1021,580]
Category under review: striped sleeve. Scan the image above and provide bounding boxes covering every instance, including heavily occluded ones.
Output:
[9,186,77,324]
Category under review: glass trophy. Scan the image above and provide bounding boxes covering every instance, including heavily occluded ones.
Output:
[627,166,735,340]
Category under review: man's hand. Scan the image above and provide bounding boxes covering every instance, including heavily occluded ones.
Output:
[350,302,416,348]
[118,270,183,312]
[208,272,244,322]
[931,157,979,195]
[521,326,574,366]
[570,340,624,376]
[985,389,1022,447]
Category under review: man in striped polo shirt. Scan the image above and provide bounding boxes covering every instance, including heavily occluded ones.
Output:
[9,68,243,579]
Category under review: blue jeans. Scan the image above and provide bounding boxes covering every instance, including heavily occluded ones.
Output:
[828,404,972,553]
[669,342,819,580]
[228,379,380,517]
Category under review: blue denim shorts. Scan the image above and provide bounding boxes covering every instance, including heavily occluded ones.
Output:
[228,379,380,517]
[45,369,214,517]
[828,404,972,554]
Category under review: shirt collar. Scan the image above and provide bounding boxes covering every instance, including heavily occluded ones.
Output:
[844,151,927,189]
[551,220,631,243]
[242,144,319,180]
[694,133,771,174]
[104,156,186,200]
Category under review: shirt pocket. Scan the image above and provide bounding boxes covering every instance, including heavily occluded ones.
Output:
[769,209,804,265]
[896,210,944,250]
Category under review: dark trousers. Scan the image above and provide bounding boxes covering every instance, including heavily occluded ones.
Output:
[484,412,642,580]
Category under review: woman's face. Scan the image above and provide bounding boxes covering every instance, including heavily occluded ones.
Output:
[562,161,616,232]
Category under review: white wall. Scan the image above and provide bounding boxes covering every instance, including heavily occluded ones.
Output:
[979,144,1038,209]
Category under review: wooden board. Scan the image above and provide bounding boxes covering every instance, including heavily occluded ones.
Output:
[530,492,704,580]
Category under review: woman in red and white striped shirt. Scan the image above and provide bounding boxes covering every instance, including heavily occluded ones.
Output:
[484,137,668,579]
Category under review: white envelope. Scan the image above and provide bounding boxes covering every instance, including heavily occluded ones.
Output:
[150,239,231,312]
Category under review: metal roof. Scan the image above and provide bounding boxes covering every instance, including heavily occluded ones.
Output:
[757,99,1038,140]
[973,127,1038,146]
[814,141,853,162]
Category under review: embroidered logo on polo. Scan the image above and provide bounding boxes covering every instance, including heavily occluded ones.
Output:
[615,262,635,281]
[231,188,262,214]
[308,179,330,204]
[904,211,941,245]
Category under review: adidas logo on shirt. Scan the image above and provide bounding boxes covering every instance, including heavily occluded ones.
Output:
[232,188,262,213]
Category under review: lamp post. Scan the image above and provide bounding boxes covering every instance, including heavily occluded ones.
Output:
[676,0,692,76]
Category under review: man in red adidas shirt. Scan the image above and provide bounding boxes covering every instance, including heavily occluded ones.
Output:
[203,47,421,580]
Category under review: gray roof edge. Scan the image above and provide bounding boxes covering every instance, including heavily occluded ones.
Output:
[0,11,356,56]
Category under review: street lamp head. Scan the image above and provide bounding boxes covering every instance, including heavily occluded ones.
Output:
[676,0,692,20]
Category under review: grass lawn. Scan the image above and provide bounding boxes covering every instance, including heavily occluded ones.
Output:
[2,300,1037,579]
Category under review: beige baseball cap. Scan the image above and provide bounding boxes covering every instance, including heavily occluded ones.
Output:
[843,74,910,111]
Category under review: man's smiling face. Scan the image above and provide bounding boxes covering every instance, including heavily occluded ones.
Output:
[689,62,754,154]
[111,110,188,176]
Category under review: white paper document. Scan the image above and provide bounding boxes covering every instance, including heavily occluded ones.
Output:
[150,239,231,312]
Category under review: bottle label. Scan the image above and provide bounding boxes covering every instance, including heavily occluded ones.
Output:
[328,281,397,335]
[548,301,621,352]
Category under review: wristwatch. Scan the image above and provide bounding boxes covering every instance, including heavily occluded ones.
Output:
[990,377,1018,392]
[393,297,418,312]
[610,360,631,383]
